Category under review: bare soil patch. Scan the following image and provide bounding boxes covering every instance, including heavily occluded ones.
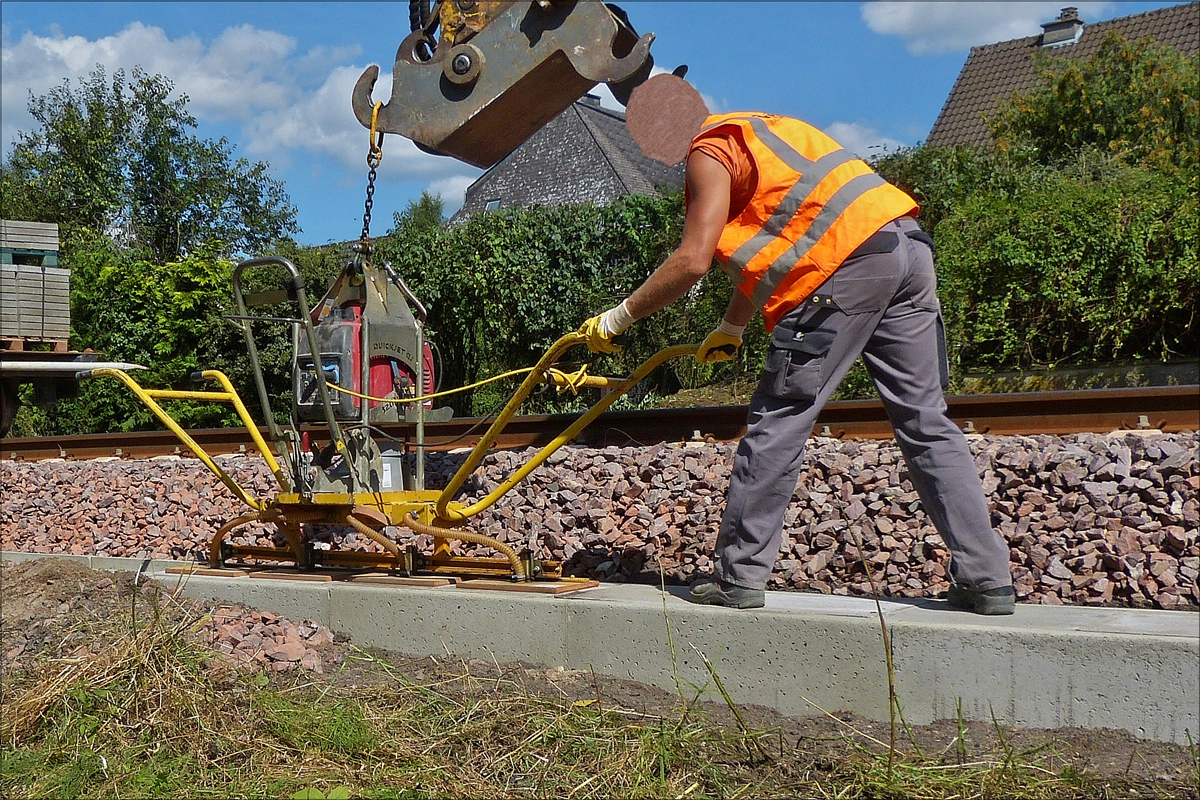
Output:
[1,558,345,675]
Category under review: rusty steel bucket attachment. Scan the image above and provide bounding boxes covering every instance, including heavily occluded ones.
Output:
[353,0,654,168]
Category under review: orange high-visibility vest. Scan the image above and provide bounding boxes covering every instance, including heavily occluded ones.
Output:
[689,113,918,331]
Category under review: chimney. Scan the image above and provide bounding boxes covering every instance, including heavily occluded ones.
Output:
[580,93,602,108]
[1040,7,1084,47]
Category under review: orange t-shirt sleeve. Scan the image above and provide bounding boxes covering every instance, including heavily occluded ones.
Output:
[689,131,756,219]
[691,136,739,178]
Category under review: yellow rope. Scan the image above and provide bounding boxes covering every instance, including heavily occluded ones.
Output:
[550,363,591,395]
[329,366,532,405]
[327,363,594,406]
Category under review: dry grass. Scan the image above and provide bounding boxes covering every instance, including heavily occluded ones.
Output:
[0,592,758,798]
[1,588,1194,799]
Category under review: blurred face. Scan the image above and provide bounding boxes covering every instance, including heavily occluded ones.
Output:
[625,74,710,166]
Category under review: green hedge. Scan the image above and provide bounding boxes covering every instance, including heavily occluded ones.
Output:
[934,159,1197,371]
[372,193,720,416]
[18,235,242,435]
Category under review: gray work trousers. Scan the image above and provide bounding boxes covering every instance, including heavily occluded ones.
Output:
[715,217,1012,592]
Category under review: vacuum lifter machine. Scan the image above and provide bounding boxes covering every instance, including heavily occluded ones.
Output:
[99,250,697,582]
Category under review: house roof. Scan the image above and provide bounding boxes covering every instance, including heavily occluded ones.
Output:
[926,3,1199,149]
[451,95,684,223]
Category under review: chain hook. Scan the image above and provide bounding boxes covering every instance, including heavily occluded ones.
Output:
[367,101,384,169]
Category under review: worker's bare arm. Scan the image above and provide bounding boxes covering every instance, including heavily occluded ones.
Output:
[722,289,755,327]
[624,151,731,319]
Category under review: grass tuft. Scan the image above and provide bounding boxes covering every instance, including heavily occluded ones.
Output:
[1,588,1191,799]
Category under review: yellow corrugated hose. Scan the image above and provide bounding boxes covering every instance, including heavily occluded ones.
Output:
[400,513,525,579]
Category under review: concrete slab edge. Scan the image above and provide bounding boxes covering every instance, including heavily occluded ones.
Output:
[3,551,1196,744]
[1,550,190,575]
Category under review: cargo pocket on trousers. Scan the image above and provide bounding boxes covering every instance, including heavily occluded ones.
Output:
[935,309,950,391]
[833,244,901,315]
[763,325,837,401]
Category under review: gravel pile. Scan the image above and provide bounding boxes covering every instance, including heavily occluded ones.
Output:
[3,431,1196,609]
[0,558,343,675]
[198,606,339,673]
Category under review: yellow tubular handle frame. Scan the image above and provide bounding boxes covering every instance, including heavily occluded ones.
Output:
[94,368,287,509]
[434,335,699,523]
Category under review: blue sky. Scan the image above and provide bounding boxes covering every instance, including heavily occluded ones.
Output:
[1,2,1178,245]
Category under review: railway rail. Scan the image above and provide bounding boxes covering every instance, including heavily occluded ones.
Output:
[4,385,1196,463]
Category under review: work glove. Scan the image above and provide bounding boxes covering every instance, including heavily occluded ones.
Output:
[696,320,745,363]
[579,300,634,353]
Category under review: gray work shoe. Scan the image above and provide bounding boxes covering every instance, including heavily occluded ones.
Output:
[947,583,1016,615]
[687,578,765,609]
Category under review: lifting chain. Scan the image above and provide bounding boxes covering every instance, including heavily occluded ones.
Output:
[359,101,386,247]
[359,162,377,245]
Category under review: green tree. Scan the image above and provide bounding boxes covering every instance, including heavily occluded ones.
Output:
[374,193,692,415]
[1,66,297,261]
[935,159,1197,369]
[989,31,1200,172]
[872,32,1198,378]
[0,68,130,234]
[396,190,446,231]
[35,239,241,434]
[873,144,1003,238]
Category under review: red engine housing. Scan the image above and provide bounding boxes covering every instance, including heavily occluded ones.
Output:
[294,302,435,422]
[339,305,435,411]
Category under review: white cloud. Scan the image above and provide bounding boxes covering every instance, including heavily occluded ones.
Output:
[243,64,371,170]
[698,91,722,115]
[2,21,477,188]
[1,17,701,188]
[244,64,479,184]
[293,44,363,81]
[1,22,297,131]
[425,175,479,215]
[823,122,905,160]
[861,2,1114,54]
[591,81,624,111]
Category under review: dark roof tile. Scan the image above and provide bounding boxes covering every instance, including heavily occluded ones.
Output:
[452,97,684,223]
[927,2,1199,148]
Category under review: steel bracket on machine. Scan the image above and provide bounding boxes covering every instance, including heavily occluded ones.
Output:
[352,0,654,169]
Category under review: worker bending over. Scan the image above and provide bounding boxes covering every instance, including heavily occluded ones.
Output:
[579,74,1014,615]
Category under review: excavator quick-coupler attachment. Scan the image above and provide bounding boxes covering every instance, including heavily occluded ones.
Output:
[353,0,654,168]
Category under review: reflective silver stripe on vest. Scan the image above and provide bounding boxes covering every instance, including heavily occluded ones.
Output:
[743,117,813,173]
[700,115,753,133]
[699,116,879,294]
[750,172,887,309]
[726,147,857,277]
[701,116,811,173]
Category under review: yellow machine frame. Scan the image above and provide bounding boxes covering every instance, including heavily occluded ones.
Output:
[100,334,698,581]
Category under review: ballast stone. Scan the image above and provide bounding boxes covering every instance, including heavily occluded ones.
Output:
[2,431,1197,610]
